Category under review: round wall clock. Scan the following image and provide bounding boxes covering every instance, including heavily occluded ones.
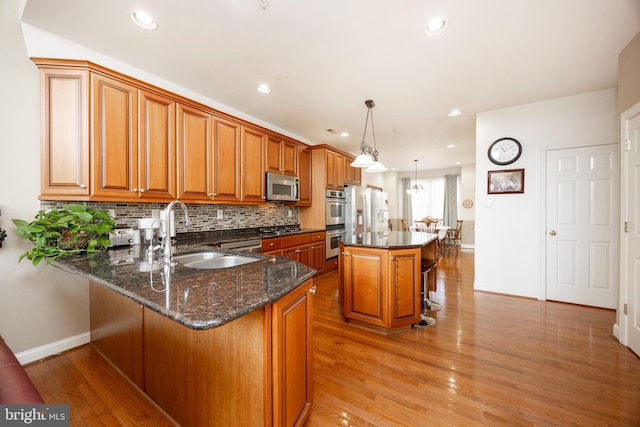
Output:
[462,199,473,209]
[488,137,522,165]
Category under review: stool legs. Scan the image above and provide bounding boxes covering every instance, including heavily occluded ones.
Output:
[412,266,437,328]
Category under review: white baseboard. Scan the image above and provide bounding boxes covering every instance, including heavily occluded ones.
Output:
[16,332,90,365]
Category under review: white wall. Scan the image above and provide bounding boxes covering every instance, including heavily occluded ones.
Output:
[0,0,90,355]
[475,89,618,298]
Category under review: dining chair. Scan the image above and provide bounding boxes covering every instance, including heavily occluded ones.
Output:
[444,220,463,248]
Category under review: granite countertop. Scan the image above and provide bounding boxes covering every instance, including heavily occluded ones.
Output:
[53,243,316,331]
[340,231,437,249]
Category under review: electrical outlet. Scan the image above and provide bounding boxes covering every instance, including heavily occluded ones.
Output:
[108,209,115,218]
[288,209,292,218]
[217,209,223,219]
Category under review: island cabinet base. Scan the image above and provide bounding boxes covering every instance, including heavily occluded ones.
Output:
[340,245,422,332]
[89,280,314,427]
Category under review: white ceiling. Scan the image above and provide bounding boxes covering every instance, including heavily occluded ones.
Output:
[20,0,640,172]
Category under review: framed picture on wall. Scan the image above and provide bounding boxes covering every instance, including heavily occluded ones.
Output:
[487,169,524,194]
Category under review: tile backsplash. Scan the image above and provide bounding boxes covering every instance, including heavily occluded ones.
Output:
[40,201,299,233]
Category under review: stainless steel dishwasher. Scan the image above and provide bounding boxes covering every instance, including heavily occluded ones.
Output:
[218,239,262,253]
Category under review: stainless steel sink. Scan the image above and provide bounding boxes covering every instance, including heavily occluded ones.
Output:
[174,252,259,269]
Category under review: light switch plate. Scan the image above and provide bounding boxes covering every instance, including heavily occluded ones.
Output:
[217,209,223,219]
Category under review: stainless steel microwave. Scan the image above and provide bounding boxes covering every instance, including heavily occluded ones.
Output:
[266,172,300,202]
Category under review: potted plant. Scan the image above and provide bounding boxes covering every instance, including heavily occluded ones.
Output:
[12,203,116,266]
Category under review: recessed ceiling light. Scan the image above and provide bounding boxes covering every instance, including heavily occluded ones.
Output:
[130,11,157,30]
[424,17,447,37]
[340,132,349,138]
[448,109,462,117]
[446,144,456,149]
[257,84,271,94]
[455,161,461,165]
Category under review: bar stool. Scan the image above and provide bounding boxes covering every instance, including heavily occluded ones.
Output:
[412,258,439,328]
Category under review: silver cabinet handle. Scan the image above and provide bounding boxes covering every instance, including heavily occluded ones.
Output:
[139,189,145,193]
[310,284,317,295]
[549,230,557,236]
[343,252,350,256]
[79,184,87,189]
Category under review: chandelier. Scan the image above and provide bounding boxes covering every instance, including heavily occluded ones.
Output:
[350,100,387,173]
[406,159,424,194]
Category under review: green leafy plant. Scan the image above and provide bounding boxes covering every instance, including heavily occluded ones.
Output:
[12,203,116,266]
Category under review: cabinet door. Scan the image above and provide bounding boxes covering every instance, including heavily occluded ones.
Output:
[297,243,311,268]
[344,155,361,186]
[241,126,266,203]
[325,150,344,190]
[138,89,176,200]
[266,135,283,174]
[40,68,90,198]
[295,147,312,206]
[282,246,298,262]
[281,139,298,176]
[177,103,212,201]
[266,136,298,176]
[272,280,313,427]
[310,242,325,273]
[342,247,387,327]
[91,73,138,200]
[388,248,421,327]
[212,116,241,202]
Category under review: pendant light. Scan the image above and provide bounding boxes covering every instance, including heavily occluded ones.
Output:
[351,100,387,172]
[406,159,424,193]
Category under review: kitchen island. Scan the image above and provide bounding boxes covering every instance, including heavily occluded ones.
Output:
[339,231,438,332]
[54,244,316,427]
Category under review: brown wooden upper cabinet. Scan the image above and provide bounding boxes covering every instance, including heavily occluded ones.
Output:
[241,126,266,203]
[176,105,242,203]
[92,74,176,201]
[344,154,362,186]
[295,146,312,206]
[34,58,312,205]
[325,150,345,190]
[176,103,213,201]
[266,134,297,176]
[39,67,90,198]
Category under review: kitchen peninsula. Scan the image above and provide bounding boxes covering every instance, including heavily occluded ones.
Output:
[54,244,315,427]
[339,231,438,332]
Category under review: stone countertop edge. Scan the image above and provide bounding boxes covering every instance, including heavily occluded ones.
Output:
[52,245,316,331]
[340,231,438,249]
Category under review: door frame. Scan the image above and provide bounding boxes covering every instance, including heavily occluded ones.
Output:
[616,100,640,345]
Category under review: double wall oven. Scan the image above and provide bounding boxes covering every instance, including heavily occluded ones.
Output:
[325,189,346,259]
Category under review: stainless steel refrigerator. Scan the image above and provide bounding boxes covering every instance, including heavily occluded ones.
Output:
[345,186,389,239]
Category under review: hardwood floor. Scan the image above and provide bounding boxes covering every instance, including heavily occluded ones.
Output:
[24,249,640,426]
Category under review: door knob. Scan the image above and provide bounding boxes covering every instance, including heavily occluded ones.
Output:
[548,230,557,236]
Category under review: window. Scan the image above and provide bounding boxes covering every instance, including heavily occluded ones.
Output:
[410,177,445,220]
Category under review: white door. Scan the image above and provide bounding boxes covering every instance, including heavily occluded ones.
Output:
[623,112,640,357]
[546,144,619,308]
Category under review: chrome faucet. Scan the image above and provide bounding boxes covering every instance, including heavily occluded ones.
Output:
[160,200,191,265]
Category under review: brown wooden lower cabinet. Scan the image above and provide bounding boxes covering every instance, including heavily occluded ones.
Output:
[262,232,325,275]
[339,245,421,331]
[89,279,314,427]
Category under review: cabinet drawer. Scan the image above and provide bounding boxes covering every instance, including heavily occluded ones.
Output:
[262,238,282,252]
[311,232,325,242]
[282,234,310,248]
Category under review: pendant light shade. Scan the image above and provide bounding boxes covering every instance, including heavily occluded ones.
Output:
[350,100,386,172]
[365,161,388,173]
[351,153,375,168]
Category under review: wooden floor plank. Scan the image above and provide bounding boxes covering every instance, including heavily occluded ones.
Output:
[22,249,640,426]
